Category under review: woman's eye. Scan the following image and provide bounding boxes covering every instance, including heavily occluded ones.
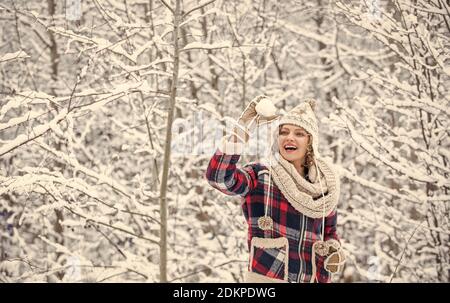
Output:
[296,133,305,136]
[280,131,288,135]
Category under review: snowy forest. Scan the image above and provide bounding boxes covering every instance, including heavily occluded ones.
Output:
[0,0,449,283]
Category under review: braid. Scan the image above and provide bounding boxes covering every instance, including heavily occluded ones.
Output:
[307,146,314,167]
[305,135,314,168]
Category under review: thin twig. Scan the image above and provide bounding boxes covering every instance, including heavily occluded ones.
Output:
[64,206,160,246]
[92,225,127,259]
[159,0,174,14]
[389,221,424,282]
[36,184,160,246]
[183,0,216,18]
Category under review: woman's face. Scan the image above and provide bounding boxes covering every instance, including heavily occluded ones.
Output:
[277,124,310,164]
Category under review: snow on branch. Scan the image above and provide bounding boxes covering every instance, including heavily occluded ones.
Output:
[63,205,160,245]
[180,6,222,27]
[331,109,447,186]
[399,0,449,15]
[0,81,157,157]
[181,41,232,51]
[0,85,167,125]
[0,50,29,63]
[336,166,422,204]
[0,90,56,121]
[48,26,140,63]
[0,109,69,157]
[36,141,132,199]
[182,0,217,19]
[1,171,161,245]
[38,235,93,264]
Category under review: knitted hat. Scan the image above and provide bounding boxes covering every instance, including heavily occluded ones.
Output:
[278,99,319,158]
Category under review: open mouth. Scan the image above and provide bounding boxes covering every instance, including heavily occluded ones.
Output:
[284,144,298,152]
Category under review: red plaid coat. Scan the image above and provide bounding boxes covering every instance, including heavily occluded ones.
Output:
[205,146,340,283]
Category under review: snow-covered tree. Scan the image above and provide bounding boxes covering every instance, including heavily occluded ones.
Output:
[326,0,449,282]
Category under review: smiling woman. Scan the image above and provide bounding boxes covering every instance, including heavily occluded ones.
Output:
[205,97,346,283]
[278,124,312,179]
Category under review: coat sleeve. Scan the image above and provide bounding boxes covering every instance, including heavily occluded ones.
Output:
[324,165,341,242]
[205,137,258,197]
[323,208,339,242]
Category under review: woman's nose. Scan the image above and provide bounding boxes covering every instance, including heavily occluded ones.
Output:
[286,133,295,140]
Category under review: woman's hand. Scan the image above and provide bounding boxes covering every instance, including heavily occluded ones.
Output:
[230,95,278,143]
[239,95,278,126]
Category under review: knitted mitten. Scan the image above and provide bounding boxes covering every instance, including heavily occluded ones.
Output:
[324,240,346,273]
[313,239,346,274]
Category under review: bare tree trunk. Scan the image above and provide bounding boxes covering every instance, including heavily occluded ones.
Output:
[47,0,65,281]
[143,0,161,192]
[241,55,246,111]
[159,0,181,283]
[47,0,59,96]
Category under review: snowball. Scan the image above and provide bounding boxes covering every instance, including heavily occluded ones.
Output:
[255,97,277,117]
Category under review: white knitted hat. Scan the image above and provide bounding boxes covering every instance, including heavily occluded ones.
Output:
[278,99,319,158]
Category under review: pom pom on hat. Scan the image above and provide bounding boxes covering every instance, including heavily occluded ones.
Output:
[305,99,316,111]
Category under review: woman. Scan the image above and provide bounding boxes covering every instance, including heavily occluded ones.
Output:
[205,96,345,283]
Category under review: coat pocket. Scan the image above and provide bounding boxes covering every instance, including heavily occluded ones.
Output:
[249,236,289,282]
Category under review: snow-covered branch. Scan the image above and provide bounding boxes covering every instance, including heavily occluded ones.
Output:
[0,50,29,63]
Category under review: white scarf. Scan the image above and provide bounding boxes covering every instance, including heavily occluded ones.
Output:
[269,156,340,219]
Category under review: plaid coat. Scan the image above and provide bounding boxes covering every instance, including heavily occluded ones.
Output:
[205,147,339,283]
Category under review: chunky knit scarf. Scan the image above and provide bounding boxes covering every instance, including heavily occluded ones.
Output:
[269,156,340,219]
